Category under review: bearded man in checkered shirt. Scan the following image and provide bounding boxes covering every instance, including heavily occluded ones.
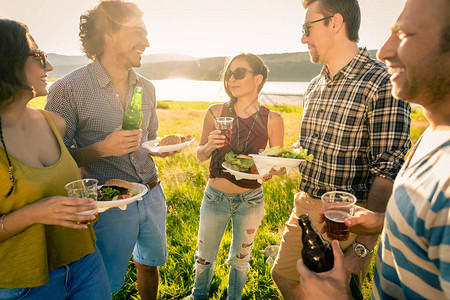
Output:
[271,0,411,299]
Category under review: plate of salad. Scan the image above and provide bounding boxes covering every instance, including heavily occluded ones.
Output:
[96,182,147,212]
[222,152,270,183]
[249,146,313,175]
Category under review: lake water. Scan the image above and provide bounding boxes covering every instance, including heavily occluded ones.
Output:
[151,79,309,106]
[48,79,309,106]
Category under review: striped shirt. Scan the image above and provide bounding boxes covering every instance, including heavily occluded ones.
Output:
[373,130,450,299]
[298,48,411,201]
[45,59,158,185]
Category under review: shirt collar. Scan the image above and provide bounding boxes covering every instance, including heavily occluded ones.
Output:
[91,59,139,88]
[321,47,371,81]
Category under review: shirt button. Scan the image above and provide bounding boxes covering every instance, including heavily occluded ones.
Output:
[314,133,319,138]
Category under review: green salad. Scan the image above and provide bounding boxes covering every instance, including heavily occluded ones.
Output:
[260,146,314,161]
[97,187,121,201]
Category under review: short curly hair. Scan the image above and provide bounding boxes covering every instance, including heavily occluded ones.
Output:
[79,0,143,60]
[0,19,35,110]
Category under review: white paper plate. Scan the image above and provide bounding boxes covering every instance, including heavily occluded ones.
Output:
[222,162,267,183]
[249,154,306,175]
[142,138,195,153]
[97,183,148,212]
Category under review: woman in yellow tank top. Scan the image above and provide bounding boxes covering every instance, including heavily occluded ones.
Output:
[0,19,110,299]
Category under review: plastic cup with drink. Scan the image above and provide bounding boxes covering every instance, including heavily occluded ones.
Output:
[65,179,98,225]
[321,191,356,241]
[215,117,233,146]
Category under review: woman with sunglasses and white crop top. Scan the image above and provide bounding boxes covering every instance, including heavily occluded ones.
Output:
[185,53,285,299]
[0,19,110,299]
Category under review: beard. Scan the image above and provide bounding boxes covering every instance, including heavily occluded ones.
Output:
[394,48,450,106]
[309,48,320,64]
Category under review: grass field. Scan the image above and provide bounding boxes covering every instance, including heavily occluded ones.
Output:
[29,97,427,299]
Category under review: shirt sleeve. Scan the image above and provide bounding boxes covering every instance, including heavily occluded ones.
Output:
[45,80,78,148]
[366,78,411,181]
[429,181,450,297]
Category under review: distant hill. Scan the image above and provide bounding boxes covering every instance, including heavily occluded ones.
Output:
[48,49,380,82]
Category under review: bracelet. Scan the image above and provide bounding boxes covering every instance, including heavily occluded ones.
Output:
[1,214,16,238]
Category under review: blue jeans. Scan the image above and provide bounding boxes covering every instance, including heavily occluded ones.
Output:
[191,185,265,300]
[93,184,167,293]
[0,244,111,300]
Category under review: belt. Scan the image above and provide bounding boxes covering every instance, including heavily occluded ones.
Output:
[146,175,160,190]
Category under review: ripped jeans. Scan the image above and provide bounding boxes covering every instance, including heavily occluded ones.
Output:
[191,185,265,300]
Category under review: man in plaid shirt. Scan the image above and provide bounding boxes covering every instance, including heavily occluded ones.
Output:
[271,0,411,298]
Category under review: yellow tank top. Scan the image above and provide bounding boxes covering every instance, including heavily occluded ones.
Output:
[0,110,96,288]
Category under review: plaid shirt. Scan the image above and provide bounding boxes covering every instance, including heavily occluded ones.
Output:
[298,48,411,201]
[45,59,159,185]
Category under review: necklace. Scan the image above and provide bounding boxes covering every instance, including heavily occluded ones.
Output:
[0,117,15,198]
[235,104,260,154]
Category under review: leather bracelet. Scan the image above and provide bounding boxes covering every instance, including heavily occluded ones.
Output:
[1,214,16,238]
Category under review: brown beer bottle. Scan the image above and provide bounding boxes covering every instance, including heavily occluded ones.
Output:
[298,213,334,272]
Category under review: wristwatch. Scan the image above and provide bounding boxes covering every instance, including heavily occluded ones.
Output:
[352,241,374,258]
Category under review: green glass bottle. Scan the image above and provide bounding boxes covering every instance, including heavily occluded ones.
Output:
[122,86,143,130]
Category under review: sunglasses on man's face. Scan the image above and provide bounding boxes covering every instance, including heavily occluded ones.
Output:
[302,15,333,37]
[29,50,48,69]
[225,67,255,81]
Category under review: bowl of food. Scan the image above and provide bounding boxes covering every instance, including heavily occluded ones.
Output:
[249,146,313,175]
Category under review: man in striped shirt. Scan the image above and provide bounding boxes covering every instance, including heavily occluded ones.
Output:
[271,0,411,298]
[296,0,450,298]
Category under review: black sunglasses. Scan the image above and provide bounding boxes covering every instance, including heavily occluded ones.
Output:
[29,50,48,69]
[302,16,333,37]
[225,67,254,81]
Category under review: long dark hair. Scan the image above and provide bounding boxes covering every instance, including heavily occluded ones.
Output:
[79,0,143,60]
[0,19,34,110]
[222,53,269,108]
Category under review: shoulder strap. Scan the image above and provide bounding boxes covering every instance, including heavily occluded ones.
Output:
[208,107,217,122]
[208,102,235,120]
[38,110,64,145]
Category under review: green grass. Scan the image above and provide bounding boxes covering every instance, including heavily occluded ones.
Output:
[29,98,426,299]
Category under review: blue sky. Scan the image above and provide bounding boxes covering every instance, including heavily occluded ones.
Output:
[2,0,405,57]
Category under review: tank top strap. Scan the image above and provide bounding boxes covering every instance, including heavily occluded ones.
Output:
[220,101,235,118]
[259,105,270,118]
[38,110,64,146]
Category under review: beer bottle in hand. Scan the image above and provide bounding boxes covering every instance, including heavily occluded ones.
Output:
[122,86,143,130]
[298,213,334,272]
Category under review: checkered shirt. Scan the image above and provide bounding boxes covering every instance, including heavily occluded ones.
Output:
[45,59,159,185]
[298,48,411,201]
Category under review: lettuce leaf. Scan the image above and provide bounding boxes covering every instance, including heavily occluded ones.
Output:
[225,152,255,168]
[260,146,314,161]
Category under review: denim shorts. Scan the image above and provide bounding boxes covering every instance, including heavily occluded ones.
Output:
[93,184,167,293]
[0,244,111,300]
